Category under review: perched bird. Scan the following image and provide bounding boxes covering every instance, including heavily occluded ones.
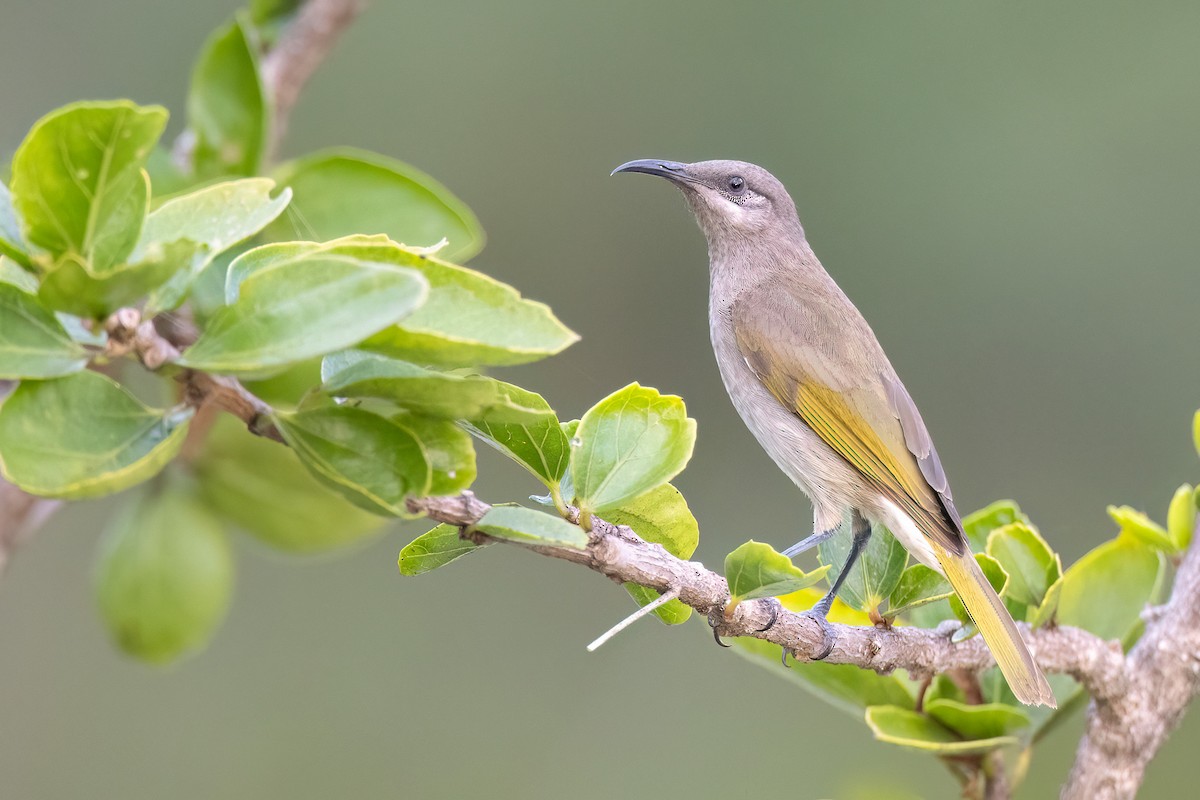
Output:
[613,159,1055,707]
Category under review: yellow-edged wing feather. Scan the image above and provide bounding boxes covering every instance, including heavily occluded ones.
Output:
[731,284,1055,707]
[731,287,963,554]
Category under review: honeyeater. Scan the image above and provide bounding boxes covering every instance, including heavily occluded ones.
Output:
[613,158,1054,708]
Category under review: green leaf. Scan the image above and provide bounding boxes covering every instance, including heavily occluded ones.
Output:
[1107,505,1176,553]
[1168,484,1196,551]
[962,500,1029,552]
[925,674,966,705]
[1194,410,1200,459]
[234,235,576,367]
[250,0,302,25]
[242,357,322,407]
[0,256,39,293]
[274,406,430,516]
[391,413,476,496]
[1058,534,1161,641]
[818,521,908,612]
[864,706,1019,755]
[179,250,428,374]
[58,314,108,349]
[474,505,587,549]
[266,148,485,262]
[398,522,483,576]
[725,540,830,605]
[1029,574,1063,628]
[732,637,914,714]
[780,586,875,624]
[10,100,167,273]
[949,553,1009,627]
[924,698,1030,741]
[188,16,267,178]
[321,350,545,423]
[292,235,573,367]
[607,484,699,559]
[95,482,233,663]
[462,384,571,489]
[0,183,31,267]
[37,244,192,317]
[888,563,951,617]
[145,146,195,198]
[571,383,696,513]
[0,371,190,498]
[136,178,292,313]
[0,284,89,378]
[194,416,387,552]
[903,597,957,630]
[986,522,1061,607]
[606,484,699,624]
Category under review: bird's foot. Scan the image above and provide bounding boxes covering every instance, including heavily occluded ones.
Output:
[754,597,780,633]
[798,609,837,661]
[707,609,732,648]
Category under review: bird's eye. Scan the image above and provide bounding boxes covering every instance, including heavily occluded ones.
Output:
[727,176,746,193]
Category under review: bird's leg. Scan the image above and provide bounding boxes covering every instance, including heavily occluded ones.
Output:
[781,527,838,558]
[796,513,873,662]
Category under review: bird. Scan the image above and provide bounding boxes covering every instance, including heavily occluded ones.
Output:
[612,158,1055,707]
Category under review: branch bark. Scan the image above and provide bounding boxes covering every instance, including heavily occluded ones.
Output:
[260,0,364,161]
[406,494,1128,696]
[105,311,284,443]
[1062,523,1200,798]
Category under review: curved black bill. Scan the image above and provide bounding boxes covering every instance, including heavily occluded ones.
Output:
[611,159,693,182]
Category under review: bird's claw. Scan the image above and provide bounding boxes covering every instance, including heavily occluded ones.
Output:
[707,609,732,648]
[755,597,780,633]
[798,609,837,661]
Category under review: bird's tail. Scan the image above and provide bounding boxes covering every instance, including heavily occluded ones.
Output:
[937,546,1056,708]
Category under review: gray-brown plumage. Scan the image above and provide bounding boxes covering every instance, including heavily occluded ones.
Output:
[613,158,1054,707]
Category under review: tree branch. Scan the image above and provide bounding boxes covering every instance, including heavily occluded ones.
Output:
[406,494,1128,695]
[410,495,1200,797]
[104,310,284,443]
[260,0,364,161]
[1062,521,1200,799]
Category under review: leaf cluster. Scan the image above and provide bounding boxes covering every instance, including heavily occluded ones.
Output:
[725,481,1195,783]
[0,5,572,663]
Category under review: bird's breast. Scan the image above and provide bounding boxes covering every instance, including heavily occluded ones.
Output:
[708,303,866,531]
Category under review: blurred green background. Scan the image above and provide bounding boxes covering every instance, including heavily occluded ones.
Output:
[2,1,1198,797]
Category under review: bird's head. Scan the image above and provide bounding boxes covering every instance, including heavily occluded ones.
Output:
[611,159,802,245]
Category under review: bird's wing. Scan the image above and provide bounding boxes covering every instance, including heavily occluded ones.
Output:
[731,284,966,555]
[880,373,964,534]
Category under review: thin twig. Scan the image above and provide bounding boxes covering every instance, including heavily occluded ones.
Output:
[260,0,364,161]
[104,311,284,443]
[586,587,680,652]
